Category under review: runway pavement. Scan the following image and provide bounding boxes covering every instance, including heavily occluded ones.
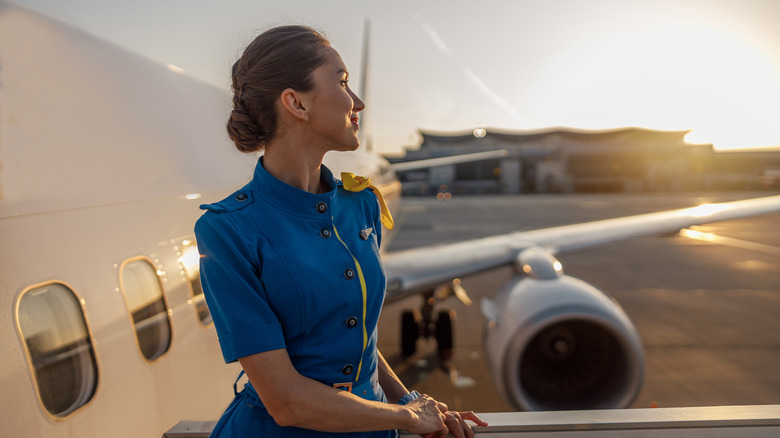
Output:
[376,191,780,413]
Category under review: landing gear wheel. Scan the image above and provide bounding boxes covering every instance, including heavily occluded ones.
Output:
[400,310,419,357]
[435,309,455,361]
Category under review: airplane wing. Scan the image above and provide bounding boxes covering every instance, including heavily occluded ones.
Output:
[382,194,780,301]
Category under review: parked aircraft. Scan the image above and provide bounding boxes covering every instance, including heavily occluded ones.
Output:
[2,3,780,437]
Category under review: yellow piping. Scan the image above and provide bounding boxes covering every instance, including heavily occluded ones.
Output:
[332,224,368,381]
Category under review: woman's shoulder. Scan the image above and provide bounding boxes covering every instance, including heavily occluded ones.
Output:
[195,186,261,239]
[199,187,255,215]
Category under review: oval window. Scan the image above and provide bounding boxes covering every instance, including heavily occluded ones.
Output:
[180,240,211,325]
[119,257,172,360]
[16,282,98,417]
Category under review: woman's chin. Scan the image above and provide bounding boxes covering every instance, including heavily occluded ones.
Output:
[335,138,361,152]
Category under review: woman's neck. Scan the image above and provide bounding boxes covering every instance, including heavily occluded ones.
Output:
[262,138,327,194]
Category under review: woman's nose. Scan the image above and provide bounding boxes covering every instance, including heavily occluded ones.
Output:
[351,90,365,112]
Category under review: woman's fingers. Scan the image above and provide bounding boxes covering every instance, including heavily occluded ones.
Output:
[441,410,490,438]
[443,411,468,438]
[459,411,489,427]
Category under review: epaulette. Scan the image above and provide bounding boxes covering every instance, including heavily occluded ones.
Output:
[199,189,254,213]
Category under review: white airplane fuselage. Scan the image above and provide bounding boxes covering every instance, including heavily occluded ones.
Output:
[1,194,238,436]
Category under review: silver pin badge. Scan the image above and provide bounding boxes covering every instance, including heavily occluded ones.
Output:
[360,227,373,240]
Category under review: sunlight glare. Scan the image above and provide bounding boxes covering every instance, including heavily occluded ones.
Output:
[178,244,200,277]
[679,229,715,241]
[166,64,186,75]
[685,203,729,218]
[548,22,780,150]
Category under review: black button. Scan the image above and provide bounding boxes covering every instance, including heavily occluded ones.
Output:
[342,364,354,375]
[320,228,331,239]
[346,316,358,328]
[315,202,327,213]
[344,269,355,280]
[235,193,248,201]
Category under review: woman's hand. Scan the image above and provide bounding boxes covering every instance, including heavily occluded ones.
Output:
[418,399,488,438]
[407,395,488,438]
[403,394,448,436]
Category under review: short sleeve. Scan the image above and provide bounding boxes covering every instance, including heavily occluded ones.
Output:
[195,213,286,363]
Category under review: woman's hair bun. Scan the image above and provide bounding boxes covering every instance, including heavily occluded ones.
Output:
[227,94,265,153]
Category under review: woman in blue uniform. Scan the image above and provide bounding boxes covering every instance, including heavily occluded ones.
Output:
[195,26,486,437]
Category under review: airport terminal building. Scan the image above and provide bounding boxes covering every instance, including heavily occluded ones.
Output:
[389,127,780,195]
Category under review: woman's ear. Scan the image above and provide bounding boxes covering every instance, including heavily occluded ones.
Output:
[279,88,309,122]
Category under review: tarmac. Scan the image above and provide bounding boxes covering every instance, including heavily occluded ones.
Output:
[376,191,780,413]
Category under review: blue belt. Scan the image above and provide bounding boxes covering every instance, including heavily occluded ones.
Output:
[233,370,383,402]
[332,370,380,399]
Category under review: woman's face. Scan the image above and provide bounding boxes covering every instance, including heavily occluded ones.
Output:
[303,47,365,152]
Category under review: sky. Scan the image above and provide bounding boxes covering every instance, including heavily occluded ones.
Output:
[17,0,780,156]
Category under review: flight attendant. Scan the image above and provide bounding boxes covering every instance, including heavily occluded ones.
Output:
[195,25,486,437]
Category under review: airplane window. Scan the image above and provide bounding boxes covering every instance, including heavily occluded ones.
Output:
[180,240,211,325]
[119,257,172,360]
[16,282,98,418]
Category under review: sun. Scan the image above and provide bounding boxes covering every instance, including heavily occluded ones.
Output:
[546,22,780,150]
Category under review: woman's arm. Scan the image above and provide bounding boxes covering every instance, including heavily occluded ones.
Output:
[239,348,447,435]
[377,349,409,404]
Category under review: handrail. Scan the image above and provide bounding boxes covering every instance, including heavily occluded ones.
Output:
[164,405,780,437]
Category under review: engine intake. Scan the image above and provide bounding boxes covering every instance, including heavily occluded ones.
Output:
[519,319,631,410]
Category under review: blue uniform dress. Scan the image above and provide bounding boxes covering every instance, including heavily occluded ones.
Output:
[195,158,397,438]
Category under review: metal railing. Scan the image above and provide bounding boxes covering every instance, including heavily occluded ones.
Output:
[164,405,780,437]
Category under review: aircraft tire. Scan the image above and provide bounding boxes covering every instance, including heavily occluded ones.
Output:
[435,309,455,361]
[401,310,418,357]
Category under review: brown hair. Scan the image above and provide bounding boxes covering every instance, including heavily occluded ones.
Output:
[227,25,331,153]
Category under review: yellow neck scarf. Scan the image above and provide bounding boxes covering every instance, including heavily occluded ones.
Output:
[341,172,394,230]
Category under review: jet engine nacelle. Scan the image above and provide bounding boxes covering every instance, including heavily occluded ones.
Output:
[481,248,644,411]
